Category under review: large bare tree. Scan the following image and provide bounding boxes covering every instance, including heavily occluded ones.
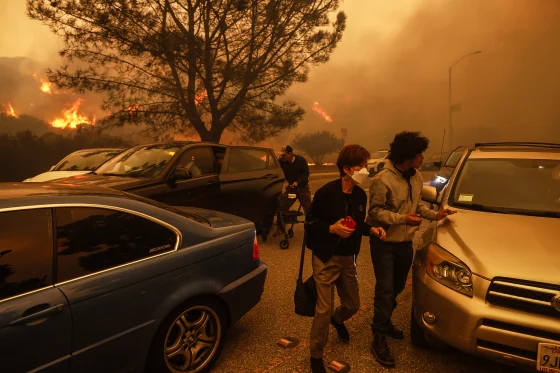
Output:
[27,0,346,142]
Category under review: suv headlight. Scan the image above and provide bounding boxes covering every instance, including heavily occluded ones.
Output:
[425,243,473,297]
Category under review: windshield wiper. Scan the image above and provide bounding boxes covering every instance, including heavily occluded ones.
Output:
[98,173,139,178]
[455,203,559,218]
[520,210,560,218]
[454,203,511,214]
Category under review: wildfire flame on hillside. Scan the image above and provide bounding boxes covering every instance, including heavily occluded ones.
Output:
[40,80,53,94]
[50,99,95,129]
[4,103,16,117]
[312,102,333,123]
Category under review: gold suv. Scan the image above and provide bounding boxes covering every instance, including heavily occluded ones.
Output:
[413,142,560,372]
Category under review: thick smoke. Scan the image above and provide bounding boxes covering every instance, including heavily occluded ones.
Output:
[287,0,560,155]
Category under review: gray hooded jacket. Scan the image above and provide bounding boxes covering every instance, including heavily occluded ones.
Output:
[366,161,438,242]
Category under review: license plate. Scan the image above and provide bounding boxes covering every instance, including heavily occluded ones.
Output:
[538,343,560,372]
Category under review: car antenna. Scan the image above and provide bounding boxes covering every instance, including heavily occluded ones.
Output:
[438,129,446,174]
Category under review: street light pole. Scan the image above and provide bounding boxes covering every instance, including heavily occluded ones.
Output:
[448,50,482,151]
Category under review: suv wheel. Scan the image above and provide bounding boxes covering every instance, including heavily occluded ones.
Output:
[148,298,227,373]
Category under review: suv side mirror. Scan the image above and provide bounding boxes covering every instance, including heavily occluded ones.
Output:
[172,167,192,181]
[421,185,438,204]
[433,161,442,168]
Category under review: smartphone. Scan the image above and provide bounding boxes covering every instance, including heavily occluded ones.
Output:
[341,216,356,229]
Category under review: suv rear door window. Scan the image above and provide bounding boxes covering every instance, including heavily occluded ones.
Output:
[267,150,280,168]
[227,148,268,172]
[0,209,53,300]
[56,207,178,282]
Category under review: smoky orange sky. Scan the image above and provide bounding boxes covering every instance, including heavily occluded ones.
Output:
[1,0,559,154]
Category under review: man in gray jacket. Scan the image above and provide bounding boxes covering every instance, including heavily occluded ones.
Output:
[366,131,455,367]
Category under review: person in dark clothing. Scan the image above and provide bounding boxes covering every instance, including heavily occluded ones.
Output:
[367,132,456,367]
[275,145,312,235]
[305,144,386,373]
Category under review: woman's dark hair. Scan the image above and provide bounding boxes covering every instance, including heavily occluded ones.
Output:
[337,145,371,177]
[388,131,429,164]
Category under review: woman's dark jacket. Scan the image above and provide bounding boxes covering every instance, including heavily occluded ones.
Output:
[305,178,372,263]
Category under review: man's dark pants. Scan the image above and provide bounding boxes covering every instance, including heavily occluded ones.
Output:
[370,236,414,333]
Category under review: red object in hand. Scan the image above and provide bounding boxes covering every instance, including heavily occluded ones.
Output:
[341,216,356,229]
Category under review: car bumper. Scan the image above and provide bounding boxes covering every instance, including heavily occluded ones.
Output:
[412,264,560,371]
[218,262,268,324]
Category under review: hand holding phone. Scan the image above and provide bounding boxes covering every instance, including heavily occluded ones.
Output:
[341,216,356,229]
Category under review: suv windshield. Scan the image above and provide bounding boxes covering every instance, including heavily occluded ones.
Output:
[96,144,181,178]
[451,157,560,216]
[444,149,464,168]
[54,150,122,171]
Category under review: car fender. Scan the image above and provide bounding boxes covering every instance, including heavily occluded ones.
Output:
[152,278,229,326]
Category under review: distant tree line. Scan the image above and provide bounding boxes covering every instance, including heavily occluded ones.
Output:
[0,126,134,182]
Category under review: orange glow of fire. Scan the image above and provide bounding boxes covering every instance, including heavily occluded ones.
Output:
[312,102,333,123]
[126,104,140,114]
[40,80,53,94]
[194,91,207,105]
[4,103,16,117]
[50,99,95,129]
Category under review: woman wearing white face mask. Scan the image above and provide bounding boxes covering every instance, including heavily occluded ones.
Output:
[305,145,386,373]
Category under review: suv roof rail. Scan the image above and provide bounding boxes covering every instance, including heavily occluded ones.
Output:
[474,142,560,149]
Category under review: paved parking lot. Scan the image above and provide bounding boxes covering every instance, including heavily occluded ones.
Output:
[213,176,519,373]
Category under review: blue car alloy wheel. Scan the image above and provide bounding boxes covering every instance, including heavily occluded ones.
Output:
[148,297,227,373]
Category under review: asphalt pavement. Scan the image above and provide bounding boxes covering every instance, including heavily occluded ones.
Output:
[213,175,515,373]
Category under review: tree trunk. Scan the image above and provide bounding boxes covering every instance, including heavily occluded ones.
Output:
[198,126,224,143]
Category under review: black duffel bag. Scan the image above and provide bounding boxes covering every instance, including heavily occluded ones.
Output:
[294,231,317,317]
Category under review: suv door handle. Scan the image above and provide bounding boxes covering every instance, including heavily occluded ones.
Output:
[10,303,65,326]
[206,181,218,187]
[262,174,279,179]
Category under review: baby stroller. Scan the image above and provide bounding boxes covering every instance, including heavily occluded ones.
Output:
[274,193,306,250]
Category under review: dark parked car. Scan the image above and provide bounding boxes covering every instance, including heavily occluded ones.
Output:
[54,142,285,239]
[0,183,267,373]
[429,146,466,193]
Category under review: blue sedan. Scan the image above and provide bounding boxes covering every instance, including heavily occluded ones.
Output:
[0,183,267,373]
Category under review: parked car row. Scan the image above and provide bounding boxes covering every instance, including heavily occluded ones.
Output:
[2,140,286,373]
[413,142,560,373]
[23,141,285,239]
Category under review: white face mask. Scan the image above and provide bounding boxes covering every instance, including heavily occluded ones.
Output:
[350,167,369,185]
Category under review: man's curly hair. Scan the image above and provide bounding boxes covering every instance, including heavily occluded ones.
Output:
[388,131,430,164]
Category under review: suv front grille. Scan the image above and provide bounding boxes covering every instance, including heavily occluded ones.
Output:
[486,278,560,319]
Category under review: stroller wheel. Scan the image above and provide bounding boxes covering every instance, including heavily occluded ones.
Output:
[288,228,294,238]
[279,240,290,250]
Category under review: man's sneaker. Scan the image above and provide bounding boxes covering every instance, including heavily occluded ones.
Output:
[331,316,350,343]
[387,323,405,340]
[371,334,395,367]
[311,357,327,373]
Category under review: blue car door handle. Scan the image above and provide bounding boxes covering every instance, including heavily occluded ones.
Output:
[9,304,65,326]
[262,174,279,179]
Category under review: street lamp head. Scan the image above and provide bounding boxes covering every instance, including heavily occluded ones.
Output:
[474,50,482,54]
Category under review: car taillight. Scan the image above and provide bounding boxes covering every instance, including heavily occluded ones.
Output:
[253,236,260,260]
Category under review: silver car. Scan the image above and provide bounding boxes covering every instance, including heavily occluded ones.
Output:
[412,142,560,372]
